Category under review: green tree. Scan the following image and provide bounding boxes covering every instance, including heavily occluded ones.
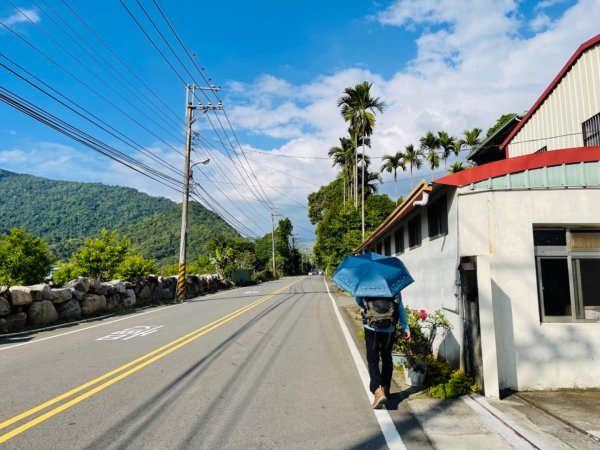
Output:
[0,227,54,286]
[328,137,355,205]
[437,131,457,169]
[404,144,423,189]
[420,131,441,175]
[380,151,406,200]
[337,81,385,207]
[364,194,396,230]
[307,179,343,225]
[457,128,483,150]
[71,229,130,281]
[116,255,157,280]
[449,161,466,173]
[485,113,516,139]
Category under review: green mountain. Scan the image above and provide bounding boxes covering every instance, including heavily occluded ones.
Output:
[0,168,239,266]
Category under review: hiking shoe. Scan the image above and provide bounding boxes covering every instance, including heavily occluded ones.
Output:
[383,385,391,398]
[372,386,387,409]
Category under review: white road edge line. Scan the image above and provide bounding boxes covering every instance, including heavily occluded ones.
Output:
[461,394,552,449]
[325,279,407,450]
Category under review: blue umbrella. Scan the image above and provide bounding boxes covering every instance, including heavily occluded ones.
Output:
[331,252,414,297]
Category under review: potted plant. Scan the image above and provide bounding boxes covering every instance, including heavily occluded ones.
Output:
[395,308,453,386]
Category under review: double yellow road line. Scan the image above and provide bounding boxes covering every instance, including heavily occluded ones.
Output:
[0,279,300,443]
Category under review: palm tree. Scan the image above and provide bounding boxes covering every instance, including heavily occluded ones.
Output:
[328,137,354,204]
[420,131,440,178]
[358,169,382,197]
[458,127,483,150]
[437,131,457,169]
[403,144,423,189]
[380,151,406,199]
[448,161,465,173]
[337,81,385,240]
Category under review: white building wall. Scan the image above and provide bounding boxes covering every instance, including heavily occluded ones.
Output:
[390,191,464,367]
[508,44,600,156]
[458,188,600,390]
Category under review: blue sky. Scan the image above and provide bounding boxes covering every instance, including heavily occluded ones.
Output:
[0,0,597,247]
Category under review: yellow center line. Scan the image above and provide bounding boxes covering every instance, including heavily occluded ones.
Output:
[0,279,301,443]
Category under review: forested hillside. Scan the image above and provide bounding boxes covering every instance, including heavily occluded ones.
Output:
[0,169,239,265]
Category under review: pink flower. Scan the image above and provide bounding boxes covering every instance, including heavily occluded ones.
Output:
[419,310,427,320]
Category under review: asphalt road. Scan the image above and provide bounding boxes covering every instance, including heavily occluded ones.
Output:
[0,276,430,449]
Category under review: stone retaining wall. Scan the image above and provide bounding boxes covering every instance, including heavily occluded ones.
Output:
[0,274,232,334]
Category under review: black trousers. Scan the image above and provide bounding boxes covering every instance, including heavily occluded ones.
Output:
[364,328,395,394]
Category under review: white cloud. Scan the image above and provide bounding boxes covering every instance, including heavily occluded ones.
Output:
[4,0,597,242]
[2,8,41,26]
[529,13,553,32]
[214,0,599,234]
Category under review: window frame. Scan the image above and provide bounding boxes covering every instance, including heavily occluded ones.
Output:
[582,112,600,147]
[408,214,422,249]
[383,236,391,256]
[394,226,404,255]
[534,227,600,323]
[427,194,448,239]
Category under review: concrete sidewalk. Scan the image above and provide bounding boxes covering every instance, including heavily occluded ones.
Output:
[333,284,600,449]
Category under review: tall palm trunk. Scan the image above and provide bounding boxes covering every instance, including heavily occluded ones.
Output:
[354,133,358,208]
[361,142,365,240]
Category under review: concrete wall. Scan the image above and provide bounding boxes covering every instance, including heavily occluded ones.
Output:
[387,189,464,367]
[458,187,600,390]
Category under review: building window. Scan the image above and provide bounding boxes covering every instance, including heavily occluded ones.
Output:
[384,236,391,256]
[408,215,422,248]
[428,195,448,238]
[582,112,600,147]
[394,227,404,254]
[534,228,600,322]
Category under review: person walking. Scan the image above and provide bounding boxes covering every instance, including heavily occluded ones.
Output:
[356,293,410,409]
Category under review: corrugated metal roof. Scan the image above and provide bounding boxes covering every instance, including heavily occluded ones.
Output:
[501,33,600,152]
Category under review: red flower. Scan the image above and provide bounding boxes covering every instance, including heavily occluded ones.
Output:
[419,309,427,320]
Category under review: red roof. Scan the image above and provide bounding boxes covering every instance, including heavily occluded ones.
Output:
[500,33,600,154]
[434,146,600,187]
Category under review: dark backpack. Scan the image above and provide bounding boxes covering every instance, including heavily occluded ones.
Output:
[361,296,398,329]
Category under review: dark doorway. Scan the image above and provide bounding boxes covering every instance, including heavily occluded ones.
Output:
[460,257,484,393]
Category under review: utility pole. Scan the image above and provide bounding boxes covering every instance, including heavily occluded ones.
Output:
[177,84,222,302]
[270,209,277,277]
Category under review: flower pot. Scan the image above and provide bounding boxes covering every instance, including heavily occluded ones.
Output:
[403,366,427,386]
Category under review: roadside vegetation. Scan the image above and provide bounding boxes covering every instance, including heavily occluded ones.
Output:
[1,215,308,288]
[309,80,515,273]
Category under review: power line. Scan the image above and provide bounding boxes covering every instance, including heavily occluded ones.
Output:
[0,87,184,192]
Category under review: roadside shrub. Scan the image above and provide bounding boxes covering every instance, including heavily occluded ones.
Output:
[71,229,130,281]
[424,356,453,387]
[252,269,275,283]
[53,262,84,286]
[428,370,478,399]
[0,227,54,286]
[115,255,157,280]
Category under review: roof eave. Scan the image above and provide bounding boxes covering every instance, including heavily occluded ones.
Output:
[355,180,432,253]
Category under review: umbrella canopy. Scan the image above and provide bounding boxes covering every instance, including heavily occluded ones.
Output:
[331,252,414,297]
